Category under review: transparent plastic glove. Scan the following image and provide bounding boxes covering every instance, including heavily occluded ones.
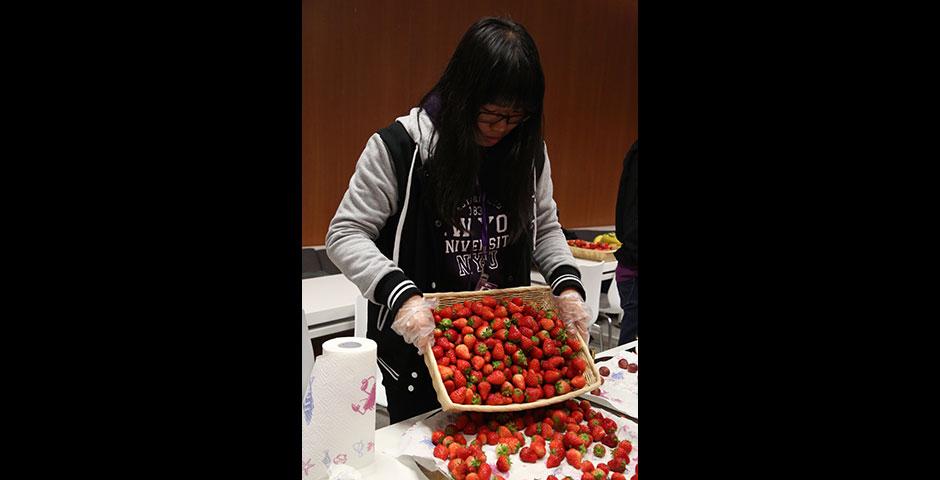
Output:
[390,294,439,354]
[553,289,592,347]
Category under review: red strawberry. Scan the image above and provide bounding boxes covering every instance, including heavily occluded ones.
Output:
[433,443,448,459]
[492,317,506,330]
[477,381,491,400]
[555,380,572,395]
[546,453,563,468]
[530,441,546,458]
[524,387,542,402]
[518,446,537,463]
[439,365,454,380]
[476,325,493,340]
[512,373,526,390]
[581,460,595,473]
[597,463,610,474]
[432,430,446,444]
[511,388,524,403]
[566,337,582,351]
[611,473,626,480]
[492,342,505,360]
[570,357,588,375]
[543,369,562,384]
[463,334,477,350]
[457,359,471,375]
[449,387,468,404]
[618,440,633,454]
[565,430,584,448]
[496,455,511,472]
[542,383,555,398]
[607,458,627,473]
[477,463,492,480]
[590,468,606,480]
[485,370,505,386]
[539,318,555,330]
[591,425,606,442]
[566,448,582,468]
[571,375,587,389]
[481,296,498,308]
[454,370,467,388]
[432,345,444,359]
[507,325,522,343]
[475,343,489,355]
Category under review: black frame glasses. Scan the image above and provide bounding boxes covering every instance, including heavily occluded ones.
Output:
[477,109,530,126]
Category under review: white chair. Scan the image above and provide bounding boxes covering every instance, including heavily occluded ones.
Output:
[302,308,315,400]
[354,295,387,408]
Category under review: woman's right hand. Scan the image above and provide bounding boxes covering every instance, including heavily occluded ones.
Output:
[390,295,439,354]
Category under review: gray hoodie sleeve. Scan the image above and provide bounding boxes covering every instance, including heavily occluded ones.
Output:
[325,133,419,307]
[531,143,586,299]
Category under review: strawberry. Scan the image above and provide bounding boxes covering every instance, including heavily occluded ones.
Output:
[433,443,448,459]
[571,375,587,389]
[530,441,546,458]
[618,440,633,455]
[543,369,562,384]
[549,437,564,456]
[492,342,505,360]
[477,381,491,399]
[591,425,607,442]
[596,463,610,475]
[476,325,493,340]
[507,325,522,342]
[560,345,574,358]
[590,468,606,480]
[469,370,482,385]
[492,317,506,330]
[565,430,584,448]
[571,357,588,375]
[602,433,620,448]
[432,430,446,444]
[500,381,513,397]
[566,448,582,468]
[457,359,471,375]
[555,380,572,395]
[539,317,555,330]
[546,453,563,468]
[486,370,505,386]
[432,345,444,360]
[542,383,555,398]
[477,463,492,480]
[548,356,566,369]
[475,343,489,355]
[511,388,524,403]
[611,473,626,480]
[593,444,606,457]
[524,387,542,402]
[512,373,525,390]
[496,455,511,473]
[455,343,472,360]
[607,458,627,473]
[493,328,508,341]
[566,337,582,351]
[454,370,467,388]
[504,342,518,357]
[439,365,454,380]
[518,446,537,463]
[481,296,498,308]
[602,418,618,434]
[513,350,527,366]
[581,460,595,473]
[530,346,544,359]
[450,387,468,404]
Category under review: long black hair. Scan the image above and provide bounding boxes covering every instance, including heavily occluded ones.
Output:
[419,17,545,243]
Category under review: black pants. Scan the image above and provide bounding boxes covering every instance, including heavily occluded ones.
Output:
[617,276,638,345]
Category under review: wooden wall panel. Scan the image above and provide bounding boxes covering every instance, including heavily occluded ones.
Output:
[303,0,637,246]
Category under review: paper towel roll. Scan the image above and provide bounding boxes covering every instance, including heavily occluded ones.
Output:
[302,337,377,480]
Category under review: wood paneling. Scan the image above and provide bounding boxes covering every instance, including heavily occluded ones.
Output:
[303,0,637,246]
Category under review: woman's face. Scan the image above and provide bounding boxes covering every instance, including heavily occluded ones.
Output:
[475,104,528,147]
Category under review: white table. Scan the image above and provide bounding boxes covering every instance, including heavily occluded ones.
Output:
[302,274,361,339]
[530,257,617,284]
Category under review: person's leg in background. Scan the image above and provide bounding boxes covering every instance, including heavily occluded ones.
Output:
[617,276,637,345]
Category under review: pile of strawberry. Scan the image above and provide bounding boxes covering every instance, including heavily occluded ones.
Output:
[567,239,616,251]
[431,399,637,480]
[432,295,592,406]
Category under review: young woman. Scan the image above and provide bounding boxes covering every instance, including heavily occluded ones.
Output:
[326,17,591,423]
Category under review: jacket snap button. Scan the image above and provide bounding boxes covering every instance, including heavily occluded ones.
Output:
[434,220,442,227]
[407,385,414,392]
[411,372,418,378]
[431,282,436,289]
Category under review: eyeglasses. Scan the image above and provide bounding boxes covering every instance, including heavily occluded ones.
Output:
[477,109,530,126]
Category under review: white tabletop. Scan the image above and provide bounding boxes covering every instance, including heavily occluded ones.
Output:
[530,257,618,284]
[302,274,361,327]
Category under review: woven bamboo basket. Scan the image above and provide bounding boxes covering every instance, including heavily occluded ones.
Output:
[568,245,618,262]
[422,285,602,412]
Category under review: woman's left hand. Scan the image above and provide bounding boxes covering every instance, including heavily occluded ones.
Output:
[553,288,592,347]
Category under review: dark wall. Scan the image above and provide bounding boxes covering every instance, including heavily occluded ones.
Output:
[303,0,637,246]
